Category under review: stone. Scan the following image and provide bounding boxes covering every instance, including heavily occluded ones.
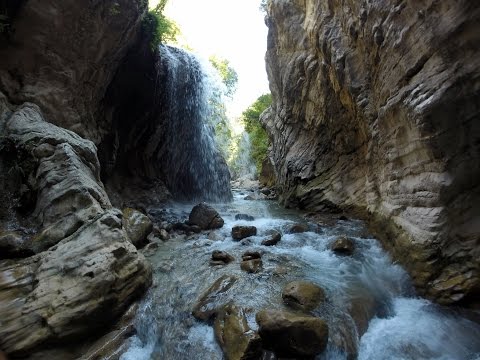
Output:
[287,223,309,234]
[192,275,238,321]
[159,229,169,241]
[214,304,262,360]
[259,158,276,188]
[0,231,33,259]
[282,281,325,312]
[261,230,281,246]
[241,251,262,261]
[256,310,329,358]
[240,259,263,274]
[188,203,224,230]
[263,0,480,306]
[232,226,257,241]
[122,208,153,248]
[331,236,355,256]
[235,213,255,221]
[0,210,152,356]
[211,250,235,265]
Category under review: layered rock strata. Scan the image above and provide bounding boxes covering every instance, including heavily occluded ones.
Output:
[0,101,152,356]
[264,0,480,306]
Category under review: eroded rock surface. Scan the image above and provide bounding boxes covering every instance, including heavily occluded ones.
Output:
[264,0,480,306]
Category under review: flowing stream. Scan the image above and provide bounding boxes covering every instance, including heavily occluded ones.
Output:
[120,190,480,360]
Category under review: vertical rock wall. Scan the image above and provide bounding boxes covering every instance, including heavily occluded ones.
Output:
[264,0,480,306]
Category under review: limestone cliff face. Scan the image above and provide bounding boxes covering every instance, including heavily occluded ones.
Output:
[264,0,480,306]
[0,0,146,143]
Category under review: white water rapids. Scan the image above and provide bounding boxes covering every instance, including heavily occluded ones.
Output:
[120,191,480,360]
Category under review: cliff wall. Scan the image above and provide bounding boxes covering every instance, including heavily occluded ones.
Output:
[264,0,480,306]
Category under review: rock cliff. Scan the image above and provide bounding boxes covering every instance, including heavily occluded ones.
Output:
[263,0,480,306]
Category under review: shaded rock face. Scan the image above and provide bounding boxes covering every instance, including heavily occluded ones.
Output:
[101,45,232,204]
[189,203,225,230]
[0,0,146,143]
[264,0,480,306]
[0,103,152,356]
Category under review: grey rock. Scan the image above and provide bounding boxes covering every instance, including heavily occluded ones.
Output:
[232,226,257,241]
[189,203,224,230]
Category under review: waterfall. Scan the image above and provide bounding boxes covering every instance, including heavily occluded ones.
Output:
[153,46,232,202]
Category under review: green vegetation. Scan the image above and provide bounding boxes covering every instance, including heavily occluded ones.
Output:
[143,0,179,50]
[242,94,272,174]
[209,56,238,98]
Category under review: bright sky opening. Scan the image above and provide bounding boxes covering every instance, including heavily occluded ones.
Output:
[150,0,270,118]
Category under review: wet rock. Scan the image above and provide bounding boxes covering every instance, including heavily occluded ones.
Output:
[261,230,281,246]
[123,208,153,248]
[159,229,169,241]
[211,250,235,265]
[240,239,253,246]
[214,304,262,360]
[192,275,238,321]
[347,290,378,336]
[282,281,325,312]
[0,231,33,259]
[188,203,224,230]
[242,251,262,261]
[232,226,257,241]
[235,214,255,221]
[256,310,329,358]
[240,259,263,274]
[260,188,271,196]
[331,236,355,256]
[287,223,309,234]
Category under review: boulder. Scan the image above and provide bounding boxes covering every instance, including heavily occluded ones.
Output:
[232,226,257,241]
[331,236,355,256]
[287,223,309,234]
[0,231,33,259]
[282,281,325,312]
[122,208,153,248]
[256,310,329,358]
[210,250,235,266]
[241,251,262,261]
[0,210,152,356]
[235,214,255,221]
[240,259,263,274]
[189,203,224,230]
[192,275,238,321]
[214,304,262,360]
[261,230,281,246]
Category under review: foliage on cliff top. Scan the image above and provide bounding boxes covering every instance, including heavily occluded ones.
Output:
[242,93,272,174]
[143,0,179,50]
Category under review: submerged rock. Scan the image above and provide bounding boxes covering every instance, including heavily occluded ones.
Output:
[261,230,281,246]
[331,235,355,256]
[214,304,262,360]
[235,214,255,221]
[122,208,153,248]
[192,275,238,321]
[282,281,325,312]
[256,310,329,358]
[240,259,263,274]
[189,203,224,230]
[232,226,257,241]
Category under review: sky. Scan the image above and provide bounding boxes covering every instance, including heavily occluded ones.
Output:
[151,0,270,117]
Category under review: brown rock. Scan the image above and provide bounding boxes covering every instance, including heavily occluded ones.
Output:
[232,226,257,241]
[256,310,329,358]
[235,214,255,221]
[189,203,224,230]
[241,251,262,261]
[287,223,308,234]
[261,230,281,246]
[331,236,355,256]
[211,250,235,265]
[214,304,262,360]
[263,0,480,306]
[192,275,238,321]
[240,259,263,274]
[282,281,325,312]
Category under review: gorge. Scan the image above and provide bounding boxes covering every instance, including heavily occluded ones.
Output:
[0,0,479,359]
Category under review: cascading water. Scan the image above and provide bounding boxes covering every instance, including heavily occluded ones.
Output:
[120,190,480,360]
[152,45,232,202]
